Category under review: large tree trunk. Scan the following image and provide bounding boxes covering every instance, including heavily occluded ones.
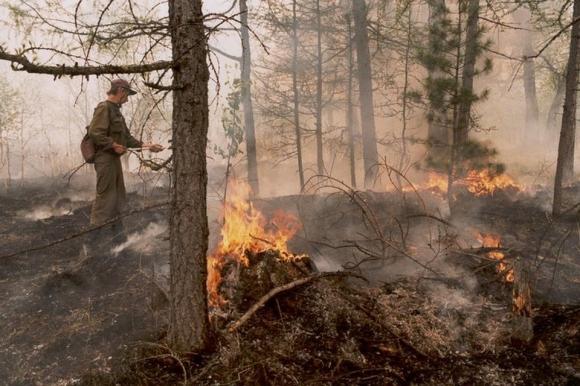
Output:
[315,0,325,176]
[292,0,305,190]
[168,0,210,352]
[240,0,259,196]
[456,0,479,145]
[426,0,449,148]
[346,14,357,188]
[553,0,580,215]
[352,0,378,188]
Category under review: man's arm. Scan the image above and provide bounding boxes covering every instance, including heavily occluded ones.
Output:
[126,127,164,152]
[125,131,143,149]
[88,103,114,150]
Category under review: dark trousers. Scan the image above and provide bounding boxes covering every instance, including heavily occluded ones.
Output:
[89,151,127,246]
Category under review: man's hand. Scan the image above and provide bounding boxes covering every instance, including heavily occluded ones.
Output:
[112,143,127,155]
[143,143,164,153]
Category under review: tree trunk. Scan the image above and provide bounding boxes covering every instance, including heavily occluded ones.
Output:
[168,0,210,352]
[292,0,305,190]
[399,5,412,184]
[553,0,580,215]
[523,39,539,129]
[5,142,11,191]
[515,7,539,138]
[346,13,357,188]
[456,0,479,145]
[427,0,449,148]
[352,0,378,188]
[447,3,463,215]
[240,0,259,196]
[315,0,325,176]
[546,70,565,133]
[20,114,25,183]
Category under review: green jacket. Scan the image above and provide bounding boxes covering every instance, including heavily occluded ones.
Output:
[88,100,142,152]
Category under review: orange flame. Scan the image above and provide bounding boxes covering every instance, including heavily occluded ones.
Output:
[477,232,514,283]
[426,172,448,193]
[415,169,521,197]
[464,169,520,197]
[207,180,303,307]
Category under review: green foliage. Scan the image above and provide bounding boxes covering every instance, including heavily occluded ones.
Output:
[417,0,495,177]
[425,138,504,177]
[214,79,244,160]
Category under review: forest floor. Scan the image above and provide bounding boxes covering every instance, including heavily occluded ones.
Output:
[0,177,578,385]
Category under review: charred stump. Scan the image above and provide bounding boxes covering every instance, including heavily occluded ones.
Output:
[511,257,533,344]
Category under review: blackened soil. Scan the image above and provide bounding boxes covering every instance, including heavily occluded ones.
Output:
[0,183,169,385]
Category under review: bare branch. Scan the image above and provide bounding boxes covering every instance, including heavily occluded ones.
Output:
[0,49,172,77]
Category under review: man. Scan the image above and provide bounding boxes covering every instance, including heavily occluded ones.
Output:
[88,78,163,243]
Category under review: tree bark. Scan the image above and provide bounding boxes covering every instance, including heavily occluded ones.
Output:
[315,0,325,176]
[456,0,479,145]
[168,0,210,352]
[546,73,566,132]
[5,142,11,191]
[346,14,357,188]
[399,5,412,185]
[553,0,580,215]
[240,0,259,196]
[19,111,25,183]
[292,0,305,190]
[352,0,378,188]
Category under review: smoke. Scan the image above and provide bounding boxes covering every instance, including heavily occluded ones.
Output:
[111,222,167,256]
[17,191,94,221]
[20,205,72,221]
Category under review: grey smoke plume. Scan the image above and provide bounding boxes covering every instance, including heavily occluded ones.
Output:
[112,222,167,256]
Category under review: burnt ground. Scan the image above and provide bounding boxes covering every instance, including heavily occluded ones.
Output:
[0,178,579,385]
[0,180,170,385]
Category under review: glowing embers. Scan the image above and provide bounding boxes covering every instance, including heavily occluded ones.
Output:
[207,180,303,307]
[477,232,514,283]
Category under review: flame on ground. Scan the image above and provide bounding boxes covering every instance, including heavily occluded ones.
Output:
[412,169,521,197]
[207,180,303,307]
[464,169,521,197]
[477,232,514,283]
[426,172,449,193]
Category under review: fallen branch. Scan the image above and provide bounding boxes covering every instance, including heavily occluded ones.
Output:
[228,272,360,332]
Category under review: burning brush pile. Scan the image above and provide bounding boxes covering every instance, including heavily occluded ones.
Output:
[207,180,312,314]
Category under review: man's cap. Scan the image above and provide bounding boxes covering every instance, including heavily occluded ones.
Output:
[111,78,137,95]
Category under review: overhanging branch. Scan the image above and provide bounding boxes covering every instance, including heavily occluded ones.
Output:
[0,49,173,78]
